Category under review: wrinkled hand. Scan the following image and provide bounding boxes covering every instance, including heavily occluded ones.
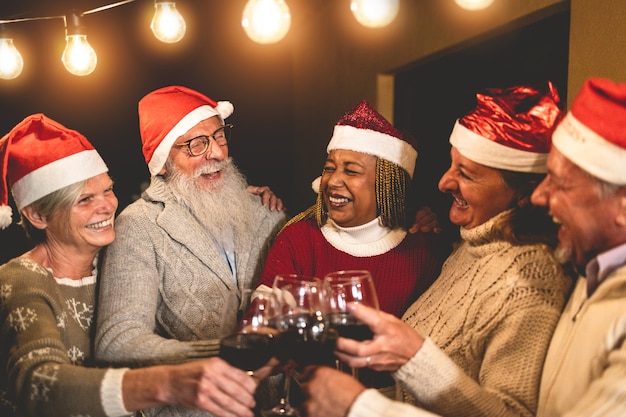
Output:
[299,366,366,417]
[409,206,442,234]
[247,185,287,212]
[334,304,425,372]
[167,357,260,417]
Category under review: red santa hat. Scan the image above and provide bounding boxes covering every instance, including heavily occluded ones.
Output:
[449,82,562,173]
[552,77,626,185]
[138,85,234,176]
[327,100,418,178]
[0,113,108,229]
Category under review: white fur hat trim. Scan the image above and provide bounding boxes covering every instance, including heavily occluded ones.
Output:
[327,125,417,178]
[449,120,548,173]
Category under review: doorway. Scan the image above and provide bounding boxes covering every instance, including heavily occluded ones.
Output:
[393,9,570,241]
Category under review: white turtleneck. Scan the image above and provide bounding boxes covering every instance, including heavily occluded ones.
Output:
[321,217,407,257]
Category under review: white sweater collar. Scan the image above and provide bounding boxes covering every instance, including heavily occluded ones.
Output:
[321,217,407,257]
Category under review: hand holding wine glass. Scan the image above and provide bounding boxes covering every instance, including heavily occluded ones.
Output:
[219,289,280,376]
[324,270,379,377]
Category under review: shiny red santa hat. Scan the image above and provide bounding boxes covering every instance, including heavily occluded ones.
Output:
[449,81,562,173]
[0,113,108,229]
[138,85,234,176]
[553,77,626,184]
[327,100,418,178]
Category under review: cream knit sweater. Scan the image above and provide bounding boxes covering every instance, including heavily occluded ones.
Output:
[397,211,572,417]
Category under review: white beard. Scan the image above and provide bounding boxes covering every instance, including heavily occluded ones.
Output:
[554,242,573,265]
[165,157,260,239]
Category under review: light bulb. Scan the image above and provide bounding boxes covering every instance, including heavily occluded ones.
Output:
[454,0,495,11]
[0,37,24,80]
[62,34,97,76]
[62,12,97,76]
[151,1,186,43]
[241,0,291,44]
[350,0,399,28]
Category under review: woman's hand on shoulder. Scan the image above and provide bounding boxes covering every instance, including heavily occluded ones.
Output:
[409,206,442,234]
[247,185,287,212]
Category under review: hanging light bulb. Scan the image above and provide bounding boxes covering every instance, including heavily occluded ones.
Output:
[62,12,97,76]
[454,0,495,11]
[241,0,291,44]
[0,26,23,80]
[151,0,186,43]
[350,0,399,28]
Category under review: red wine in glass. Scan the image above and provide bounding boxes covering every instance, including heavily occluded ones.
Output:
[219,333,277,374]
[327,311,373,341]
[276,312,337,370]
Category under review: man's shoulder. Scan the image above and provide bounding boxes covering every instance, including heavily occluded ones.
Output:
[117,196,162,220]
[256,206,288,229]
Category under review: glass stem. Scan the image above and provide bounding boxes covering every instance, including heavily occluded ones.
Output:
[281,368,292,409]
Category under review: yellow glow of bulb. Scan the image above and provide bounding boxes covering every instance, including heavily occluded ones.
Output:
[0,38,24,80]
[454,0,495,11]
[241,0,291,44]
[350,0,399,28]
[62,34,97,76]
[151,2,186,43]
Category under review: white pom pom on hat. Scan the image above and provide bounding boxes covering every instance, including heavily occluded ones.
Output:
[0,113,108,229]
[138,85,234,176]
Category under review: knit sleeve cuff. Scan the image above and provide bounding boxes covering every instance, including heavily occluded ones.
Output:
[349,389,439,417]
[101,368,132,417]
[395,337,460,402]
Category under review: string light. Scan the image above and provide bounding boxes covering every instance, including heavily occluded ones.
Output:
[454,0,495,11]
[0,25,23,80]
[0,0,185,79]
[62,12,98,76]
[0,0,407,77]
[151,0,186,43]
[350,0,399,28]
[241,0,291,45]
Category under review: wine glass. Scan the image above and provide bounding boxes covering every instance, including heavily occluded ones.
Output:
[274,279,337,370]
[219,289,279,376]
[262,274,320,417]
[324,270,379,378]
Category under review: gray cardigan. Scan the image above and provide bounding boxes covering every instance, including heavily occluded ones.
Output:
[95,175,286,367]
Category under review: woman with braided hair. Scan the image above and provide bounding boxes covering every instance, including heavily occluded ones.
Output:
[256,100,444,392]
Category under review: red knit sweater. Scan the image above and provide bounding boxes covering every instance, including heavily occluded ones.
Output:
[258,219,443,317]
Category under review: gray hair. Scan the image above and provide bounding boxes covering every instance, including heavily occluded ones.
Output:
[18,180,88,243]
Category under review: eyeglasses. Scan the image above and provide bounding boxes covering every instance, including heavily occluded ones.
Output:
[174,124,233,157]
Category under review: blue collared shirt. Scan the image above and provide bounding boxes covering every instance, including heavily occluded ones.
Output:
[585,241,626,296]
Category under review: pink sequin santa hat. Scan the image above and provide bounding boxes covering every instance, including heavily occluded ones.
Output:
[449,81,563,173]
[552,77,626,184]
[0,113,108,229]
[138,85,234,176]
[327,100,418,177]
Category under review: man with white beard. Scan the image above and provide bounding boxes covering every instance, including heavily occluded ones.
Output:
[95,85,287,416]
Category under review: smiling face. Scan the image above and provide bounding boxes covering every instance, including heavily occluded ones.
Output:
[44,173,118,253]
[438,147,519,229]
[531,148,625,267]
[165,116,229,190]
[321,149,377,227]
